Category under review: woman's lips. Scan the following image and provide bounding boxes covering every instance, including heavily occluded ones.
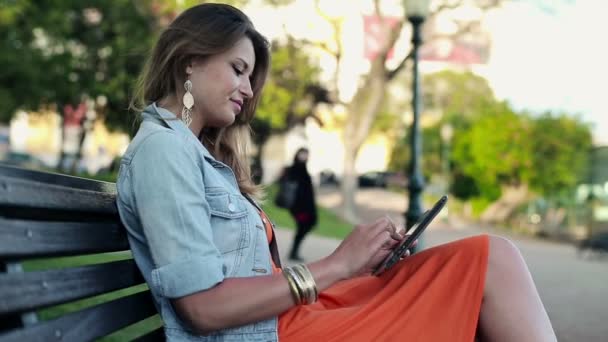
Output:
[230,99,242,113]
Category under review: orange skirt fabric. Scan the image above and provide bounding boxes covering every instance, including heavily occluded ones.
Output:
[278,235,489,342]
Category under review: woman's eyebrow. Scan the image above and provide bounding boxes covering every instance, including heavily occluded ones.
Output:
[236,58,250,71]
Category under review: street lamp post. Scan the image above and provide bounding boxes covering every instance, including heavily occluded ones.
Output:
[440,123,453,192]
[440,123,453,222]
[403,0,430,243]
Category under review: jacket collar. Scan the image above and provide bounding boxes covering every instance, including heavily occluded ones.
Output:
[141,102,215,161]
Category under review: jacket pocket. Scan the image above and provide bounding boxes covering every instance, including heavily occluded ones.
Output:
[205,191,250,255]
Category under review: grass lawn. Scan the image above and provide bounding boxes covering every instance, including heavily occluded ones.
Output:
[261,184,352,240]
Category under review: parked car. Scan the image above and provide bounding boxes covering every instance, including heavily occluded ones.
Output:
[358,171,407,189]
[358,171,407,188]
[319,169,340,186]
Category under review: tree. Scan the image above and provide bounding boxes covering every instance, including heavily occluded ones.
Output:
[423,70,496,125]
[452,103,533,221]
[306,0,501,221]
[423,70,499,194]
[0,0,299,173]
[0,0,158,171]
[529,113,592,196]
[252,37,328,183]
[453,103,533,190]
[389,70,498,197]
[450,107,593,222]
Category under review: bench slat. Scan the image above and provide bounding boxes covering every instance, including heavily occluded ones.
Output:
[0,166,161,339]
[0,291,156,342]
[0,219,128,259]
[0,164,116,193]
[133,327,165,342]
[0,175,117,215]
[0,260,144,315]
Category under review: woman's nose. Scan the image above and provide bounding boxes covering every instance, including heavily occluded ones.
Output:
[241,78,253,99]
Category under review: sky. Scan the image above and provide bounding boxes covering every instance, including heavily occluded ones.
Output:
[248,0,606,144]
[484,0,607,144]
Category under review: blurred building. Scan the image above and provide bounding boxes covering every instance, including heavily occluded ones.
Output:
[580,146,608,233]
[5,110,129,174]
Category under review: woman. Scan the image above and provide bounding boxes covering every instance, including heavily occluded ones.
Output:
[281,147,317,261]
[116,3,557,341]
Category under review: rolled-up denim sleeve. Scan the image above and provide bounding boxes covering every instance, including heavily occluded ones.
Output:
[128,131,224,298]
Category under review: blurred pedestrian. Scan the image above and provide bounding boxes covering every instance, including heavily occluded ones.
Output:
[283,147,317,261]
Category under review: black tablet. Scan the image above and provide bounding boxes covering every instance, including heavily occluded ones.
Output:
[372,195,448,276]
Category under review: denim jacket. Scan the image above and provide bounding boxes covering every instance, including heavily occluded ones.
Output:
[116,103,280,341]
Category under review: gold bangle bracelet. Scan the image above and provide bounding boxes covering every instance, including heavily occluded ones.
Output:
[293,264,318,304]
[287,267,307,304]
[299,264,318,303]
[283,268,303,305]
[291,265,312,304]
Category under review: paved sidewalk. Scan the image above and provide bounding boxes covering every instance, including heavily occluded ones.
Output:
[273,187,608,342]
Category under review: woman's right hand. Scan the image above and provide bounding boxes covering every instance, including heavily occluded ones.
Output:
[327,217,404,279]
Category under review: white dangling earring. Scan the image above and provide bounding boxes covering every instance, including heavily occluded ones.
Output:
[182,79,194,127]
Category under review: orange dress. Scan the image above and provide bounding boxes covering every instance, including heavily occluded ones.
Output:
[258,210,489,342]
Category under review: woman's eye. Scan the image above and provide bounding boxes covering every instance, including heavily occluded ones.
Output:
[232,66,243,75]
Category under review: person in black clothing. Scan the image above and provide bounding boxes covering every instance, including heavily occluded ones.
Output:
[285,147,317,261]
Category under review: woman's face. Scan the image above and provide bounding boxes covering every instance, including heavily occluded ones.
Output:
[297,150,309,162]
[187,37,255,129]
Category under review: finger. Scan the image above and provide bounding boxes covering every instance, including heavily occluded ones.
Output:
[374,218,400,240]
[390,231,403,241]
[370,216,393,232]
[354,216,386,233]
[394,226,404,235]
[382,236,401,249]
[383,214,397,233]
[371,216,391,228]
[370,229,393,251]
[399,250,411,260]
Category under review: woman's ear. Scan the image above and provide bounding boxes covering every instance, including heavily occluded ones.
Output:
[185,57,195,75]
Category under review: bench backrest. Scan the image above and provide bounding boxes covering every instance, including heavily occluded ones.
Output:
[0,164,163,341]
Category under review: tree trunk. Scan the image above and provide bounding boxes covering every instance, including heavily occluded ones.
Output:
[340,63,388,222]
[340,143,359,223]
[69,120,92,174]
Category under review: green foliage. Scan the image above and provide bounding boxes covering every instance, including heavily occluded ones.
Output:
[0,0,157,130]
[387,135,410,172]
[0,0,300,132]
[252,37,324,145]
[470,196,494,217]
[529,113,592,195]
[389,71,498,188]
[256,81,292,128]
[453,102,534,189]
[450,171,480,199]
[423,70,495,124]
[391,70,593,208]
[421,124,442,177]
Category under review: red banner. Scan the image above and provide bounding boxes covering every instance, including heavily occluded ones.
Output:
[363,15,400,61]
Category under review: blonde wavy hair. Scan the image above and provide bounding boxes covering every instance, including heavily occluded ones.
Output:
[130,3,269,196]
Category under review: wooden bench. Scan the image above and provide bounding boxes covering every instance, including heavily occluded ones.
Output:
[0,164,164,341]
